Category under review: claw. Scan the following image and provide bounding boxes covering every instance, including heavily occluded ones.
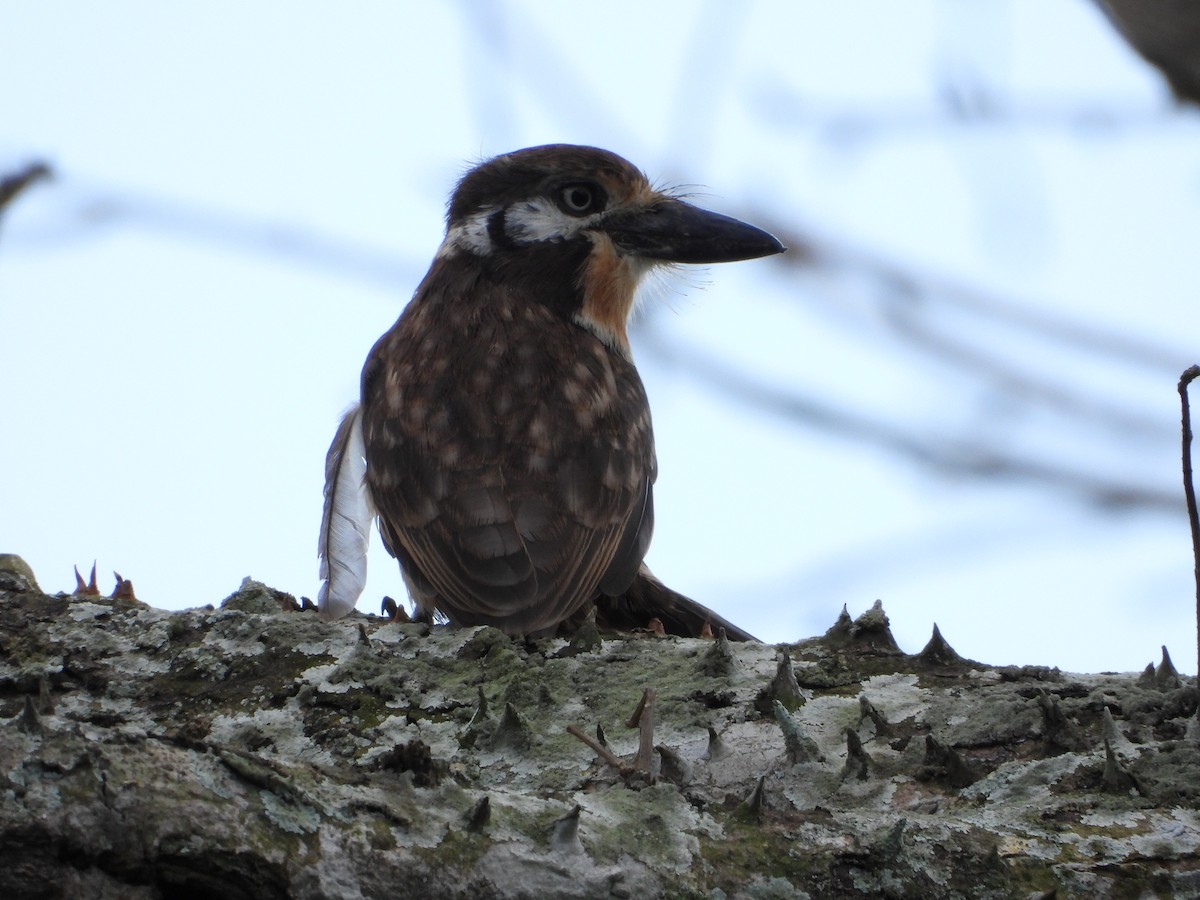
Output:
[381,596,411,623]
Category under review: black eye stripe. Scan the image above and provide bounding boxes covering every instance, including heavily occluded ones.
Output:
[487,208,518,250]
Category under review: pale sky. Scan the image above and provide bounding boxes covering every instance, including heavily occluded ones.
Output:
[2,1,1198,673]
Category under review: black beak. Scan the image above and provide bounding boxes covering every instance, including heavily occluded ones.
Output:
[602,198,785,264]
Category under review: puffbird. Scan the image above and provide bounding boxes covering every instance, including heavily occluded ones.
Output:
[318,145,783,639]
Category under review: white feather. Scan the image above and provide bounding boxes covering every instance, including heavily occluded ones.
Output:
[317,404,373,620]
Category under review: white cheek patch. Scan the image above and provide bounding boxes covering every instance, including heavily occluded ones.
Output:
[436,207,497,259]
[505,197,598,244]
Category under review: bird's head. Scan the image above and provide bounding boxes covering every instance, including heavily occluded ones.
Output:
[435,144,784,353]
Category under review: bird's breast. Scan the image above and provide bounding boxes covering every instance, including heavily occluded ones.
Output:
[362,292,652,523]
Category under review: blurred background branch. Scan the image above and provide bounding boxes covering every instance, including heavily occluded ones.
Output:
[0,162,51,219]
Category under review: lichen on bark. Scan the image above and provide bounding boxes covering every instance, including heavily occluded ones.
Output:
[2,577,1199,899]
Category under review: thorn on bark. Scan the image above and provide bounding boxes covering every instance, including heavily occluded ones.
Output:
[703,724,730,762]
[699,627,737,677]
[825,600,903,654]
[655,744,693,786]
[37,676,54,715]
[487,702,532,751]
[471,686,490,723]
[875,818,907,859]
[756,649,805,715]
[917,735,977,789]
[825,604,853,640]
[917,623,965,666]
[735,775,767,823]
[550,804,583,853]
[1156,645,1182,691]
[1037,690,1088,753]
[1101,707,1127,751]
[569,606,602,654]
[858,695,891,738]
[459,689,493,750]
[1137,662,1157,688]
[985,843,1008,874]
[465,795,491,832]
[850,600,903,654]
[774,700,823,765]
[29,676,52,720]
[374,739,444,787]
[841,728,872,781]
[19,695,41,733]
[536,682,557,707]
[1102,737,1142,795]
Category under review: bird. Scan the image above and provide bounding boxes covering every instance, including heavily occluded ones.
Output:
[318,144,784,640]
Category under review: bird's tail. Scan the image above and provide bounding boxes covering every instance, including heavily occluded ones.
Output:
[593,565,758,642]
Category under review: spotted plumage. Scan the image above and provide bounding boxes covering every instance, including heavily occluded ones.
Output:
[319,145,783,638]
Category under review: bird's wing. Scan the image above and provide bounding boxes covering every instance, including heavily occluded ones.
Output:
[373,458,644,634]
[598,456,655,598]
[317,404,373,620]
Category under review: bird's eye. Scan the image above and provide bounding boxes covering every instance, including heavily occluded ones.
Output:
[557,183,604,216]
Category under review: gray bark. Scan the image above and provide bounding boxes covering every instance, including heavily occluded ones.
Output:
[3,579,1199,899]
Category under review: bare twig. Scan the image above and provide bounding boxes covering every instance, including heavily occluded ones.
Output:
[762,222,1187,376]
[567,687,658,780]
[755,89,1182,140]
[638,321,1180,513]
[0,162,52,216]
[626,688,656,776]
[13,184,419,289]
[1178,365,1200,684]
[566,724,632,777]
